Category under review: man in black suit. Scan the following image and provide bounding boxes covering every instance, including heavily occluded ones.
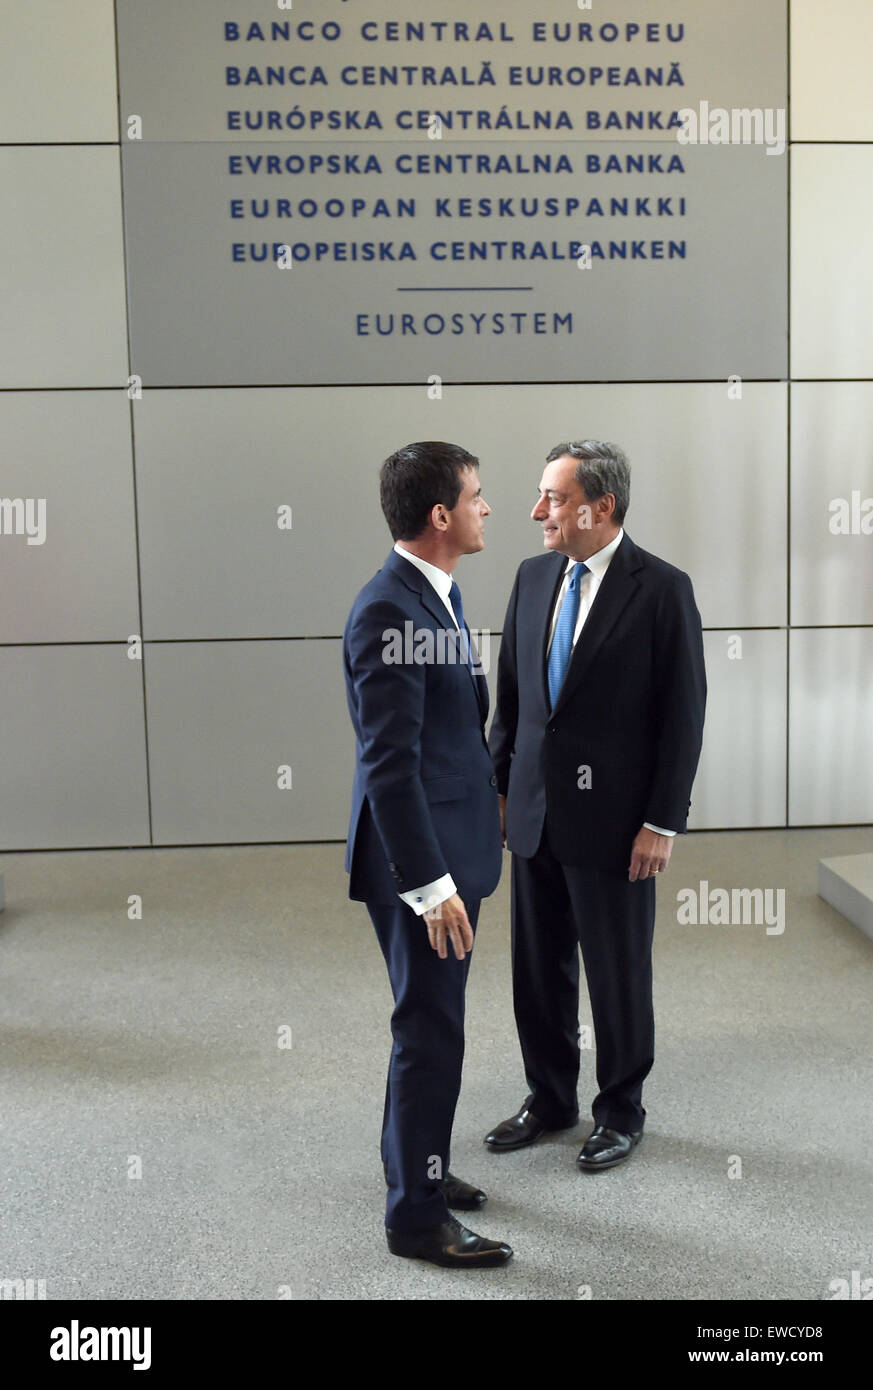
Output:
[344,441,511,1267]
[485,441,706,1169]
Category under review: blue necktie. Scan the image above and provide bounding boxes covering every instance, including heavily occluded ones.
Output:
[449,579,476,669]
[547,563,588,707]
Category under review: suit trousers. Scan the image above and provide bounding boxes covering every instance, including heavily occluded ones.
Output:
[368,898,480,1233]
[511,825,656,1133]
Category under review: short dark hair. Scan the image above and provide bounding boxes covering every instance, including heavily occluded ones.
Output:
[380,441,478,541]
[545,439,631,525]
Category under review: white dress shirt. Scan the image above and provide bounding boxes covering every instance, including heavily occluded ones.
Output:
[547,528,624,651]
[547,530,675,839]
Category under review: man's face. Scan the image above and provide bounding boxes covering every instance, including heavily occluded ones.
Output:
[531,455,594,559]
[445,466,490,553]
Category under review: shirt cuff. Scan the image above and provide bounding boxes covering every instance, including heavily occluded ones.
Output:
[399,873,457,916]
[644,822,676,837]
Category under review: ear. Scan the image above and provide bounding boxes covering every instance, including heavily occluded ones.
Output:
[428,501,449,533]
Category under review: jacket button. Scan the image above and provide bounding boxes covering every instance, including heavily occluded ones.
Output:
[489,775,497,787]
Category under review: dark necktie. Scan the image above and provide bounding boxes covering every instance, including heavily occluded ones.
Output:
[449,579,477,670]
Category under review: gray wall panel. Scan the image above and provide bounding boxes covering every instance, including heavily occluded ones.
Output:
[791,146,873,379]
[134,383,786,641]
[484,630,787,834]
[117,0,788,146]
[455,382,787,632]
[115,0,788,385]
[134,389,393,640]
[0,2,118,143]
[0,393,140,643]
[790,383,873,626]
[120,140,787,387]
[689,630,787,830]
[0,646,150,850]
[146,640,355,843]
[792,0,873,141]
[789,629,873,826]
[0,148,129,388]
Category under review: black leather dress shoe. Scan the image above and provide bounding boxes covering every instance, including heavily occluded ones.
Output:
[484,1105,576,1152]
[387,1216,512,1268]
[442,1172,487,1210]
[576,1125,642,1171]
[382,1165,486,1210]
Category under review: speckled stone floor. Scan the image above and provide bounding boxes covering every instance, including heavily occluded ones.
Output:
[1,826,871,1300]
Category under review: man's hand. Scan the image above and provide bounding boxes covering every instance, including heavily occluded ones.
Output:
[425,893,474,960]
[628,826,673,881]
[498,793,506,847]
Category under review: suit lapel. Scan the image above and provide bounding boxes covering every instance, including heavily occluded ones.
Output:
[385,549,488,725]
[551,535,643,716]
[537,553,570,708]
[385,548,449,626]
[468,630,489,723]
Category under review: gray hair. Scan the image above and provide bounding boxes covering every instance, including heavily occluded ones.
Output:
[545,440,630,525]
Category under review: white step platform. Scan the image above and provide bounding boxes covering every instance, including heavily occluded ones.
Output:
[818,852,873,942]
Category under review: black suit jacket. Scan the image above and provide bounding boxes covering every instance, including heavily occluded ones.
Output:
[344,549,503,906]
[489,533,706,872]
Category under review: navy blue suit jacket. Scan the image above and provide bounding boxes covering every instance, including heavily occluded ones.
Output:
[344,549,503,907]
[489,533,706,872]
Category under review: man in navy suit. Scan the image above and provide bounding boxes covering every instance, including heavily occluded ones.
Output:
[484,441,706,1170]
[344,441,511,1267]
